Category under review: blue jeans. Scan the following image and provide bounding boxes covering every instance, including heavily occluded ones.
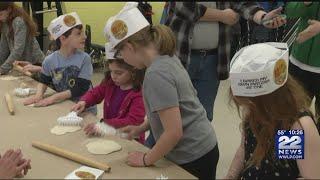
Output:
[145,130,156,148]
[187,53,220,121]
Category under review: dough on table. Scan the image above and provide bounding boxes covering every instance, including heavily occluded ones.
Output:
[50,125,81,135]
[86,140,122,155]
[0,76,20,81]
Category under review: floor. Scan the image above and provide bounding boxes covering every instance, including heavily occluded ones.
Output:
[91,67,242,179]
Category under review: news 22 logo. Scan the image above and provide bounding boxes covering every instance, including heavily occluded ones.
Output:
[275,130,304,159]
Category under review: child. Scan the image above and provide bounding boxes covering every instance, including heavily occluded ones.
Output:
[71,43,146,144]
[23,12,96,115]
[225,43,320,179]
[105,3,219,180]
[0,2,45,75]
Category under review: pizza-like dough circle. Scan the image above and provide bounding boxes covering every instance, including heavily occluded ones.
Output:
[86,140,122,155]
[50,125,81,135]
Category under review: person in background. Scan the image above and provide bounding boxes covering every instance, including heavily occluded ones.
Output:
[0,2,44,75]
[285,2,320,130]
[71,43,146,144]
[165,2,286,122]
[225,42,320,179]
[23,12,97,115]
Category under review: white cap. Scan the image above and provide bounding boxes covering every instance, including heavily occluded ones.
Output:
[230,42,289,97]
[105,42,117,60]
[104,2,150,48]
[47,12,82,40]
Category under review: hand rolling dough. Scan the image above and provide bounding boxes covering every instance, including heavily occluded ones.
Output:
[86,140,122,155]
[50,125,81,135]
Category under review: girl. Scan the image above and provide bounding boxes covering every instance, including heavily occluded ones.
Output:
[105,3,219,180]
[0,2,45,75]
[23,12,96,115]
[71,43,146,144]
[225,43,320,179]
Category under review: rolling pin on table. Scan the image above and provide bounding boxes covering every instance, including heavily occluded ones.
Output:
[32,141,111,172]
[4,93,14,115]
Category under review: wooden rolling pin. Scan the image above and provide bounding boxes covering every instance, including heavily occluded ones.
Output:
[32,141,111,172]
[4,93,14,115]
[13,64,32,77]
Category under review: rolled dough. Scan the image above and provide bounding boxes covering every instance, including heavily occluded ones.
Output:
[0,76,20,81]
[50,125,81,135]
[86,140,122,155]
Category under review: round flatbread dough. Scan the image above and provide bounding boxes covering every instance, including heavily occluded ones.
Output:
[50,125,81,135]
[86,140,122,155]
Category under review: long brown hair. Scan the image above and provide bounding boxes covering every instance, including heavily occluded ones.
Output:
[104,58,145,92]
[229,75,311,167]
[0,2,39,40]
[115,24,176,57]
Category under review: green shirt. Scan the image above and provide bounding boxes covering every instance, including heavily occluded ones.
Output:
[285,2,320,67]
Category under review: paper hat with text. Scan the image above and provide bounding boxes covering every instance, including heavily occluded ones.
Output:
[230,42,289,97]
[48,12,82,40]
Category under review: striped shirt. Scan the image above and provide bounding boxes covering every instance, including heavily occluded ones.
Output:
[165,2,263,80]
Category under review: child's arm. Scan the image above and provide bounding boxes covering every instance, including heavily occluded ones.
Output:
[143,106,183,166]
[296,116,320,178]
[23,82,47,106]
[35,90,71,107]
[80,81,107,108]
[106,95,145,128]
[225,130,245,179]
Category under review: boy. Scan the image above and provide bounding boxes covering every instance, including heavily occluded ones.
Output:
[24,12,97,114]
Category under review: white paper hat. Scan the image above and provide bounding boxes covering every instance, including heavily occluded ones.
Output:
[104,2,150,48]
[230,42,289,97]
[47,12,82,40]
[105,42,117,60]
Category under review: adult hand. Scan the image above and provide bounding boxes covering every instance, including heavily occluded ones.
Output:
[220,8,239,26]
[23,95,42,106]
[16,159,31,178]
[296,19,320,43]
[262,7,286,29]
[304,2,313,6]
[119,125,142,140]
[0,149,30,179]
[127,151,146,167]
[71,101,86,114]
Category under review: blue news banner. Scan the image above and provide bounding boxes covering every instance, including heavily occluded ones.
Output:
[275,130,304,159]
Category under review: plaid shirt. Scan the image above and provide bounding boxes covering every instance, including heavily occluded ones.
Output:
[165,2,263,80]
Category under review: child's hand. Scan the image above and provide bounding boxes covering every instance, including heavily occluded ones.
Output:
[13,61,31,67]
[23,95,42,106]
[119,125,142,140]
[34,97,55,107]
[127,151,146,167]
[84,123,100,136]
[71,101,86,114]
